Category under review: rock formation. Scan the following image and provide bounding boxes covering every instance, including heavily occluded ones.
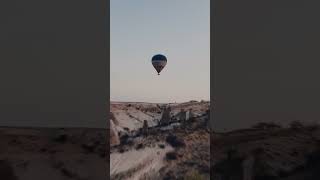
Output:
[110,117,120,146]
[160,105,172,125]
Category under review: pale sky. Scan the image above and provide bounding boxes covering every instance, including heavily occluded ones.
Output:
[111,0,210,103]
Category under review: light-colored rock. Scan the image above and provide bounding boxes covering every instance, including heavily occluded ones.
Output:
[110,120,120,146]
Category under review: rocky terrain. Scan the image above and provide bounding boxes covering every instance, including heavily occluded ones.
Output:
[110,100,320,180]
[211,122,320,180]
[0,127,107,180]
[110,101,209,134]
[109,101,210,180]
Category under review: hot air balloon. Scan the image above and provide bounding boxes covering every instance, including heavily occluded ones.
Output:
[151,54,167,75]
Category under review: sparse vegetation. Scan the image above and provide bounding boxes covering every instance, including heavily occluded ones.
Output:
[185,170,206,180]
[81,142,96,153]
[135,143,144,150]
[119,134,132,145]
[118,148,125,153]
[290,120,304,130]
[165,134,185,148]
[53,134,68,143]
[110,101,210,179]
[252,122,282,130]
[306,123,320,131]
[60,167,76,178]
[165,151,178,160]
[39,148,47,152]
[213,156,243,180]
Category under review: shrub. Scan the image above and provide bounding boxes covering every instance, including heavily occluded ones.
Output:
[165,151,178,160]
[39,148,47,152]
[118,148,125,153]
[165,134,185,148]
[81,143,96,153]
[53,134,68,143]
[135,143,143,150]
[158,144,165,149]
[119,134,132,145]
[60,167,76,178]
[163,171,176,180]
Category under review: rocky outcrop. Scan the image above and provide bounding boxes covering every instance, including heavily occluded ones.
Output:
[178,109,186,122]
[110,119,120,146]
[110,112,119,126]
[160,106,171,125]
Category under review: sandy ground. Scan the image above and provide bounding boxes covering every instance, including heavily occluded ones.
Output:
[110,143,173,180]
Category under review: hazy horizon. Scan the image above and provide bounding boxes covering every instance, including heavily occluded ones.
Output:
[111,0,210,103]
[110,99,210,104]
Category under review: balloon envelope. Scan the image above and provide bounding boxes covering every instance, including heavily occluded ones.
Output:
[151,54,167,75]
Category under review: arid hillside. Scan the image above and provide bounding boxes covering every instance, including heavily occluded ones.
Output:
[110,101,210,180]
[211,122,320,180]
[0,127,107,180]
